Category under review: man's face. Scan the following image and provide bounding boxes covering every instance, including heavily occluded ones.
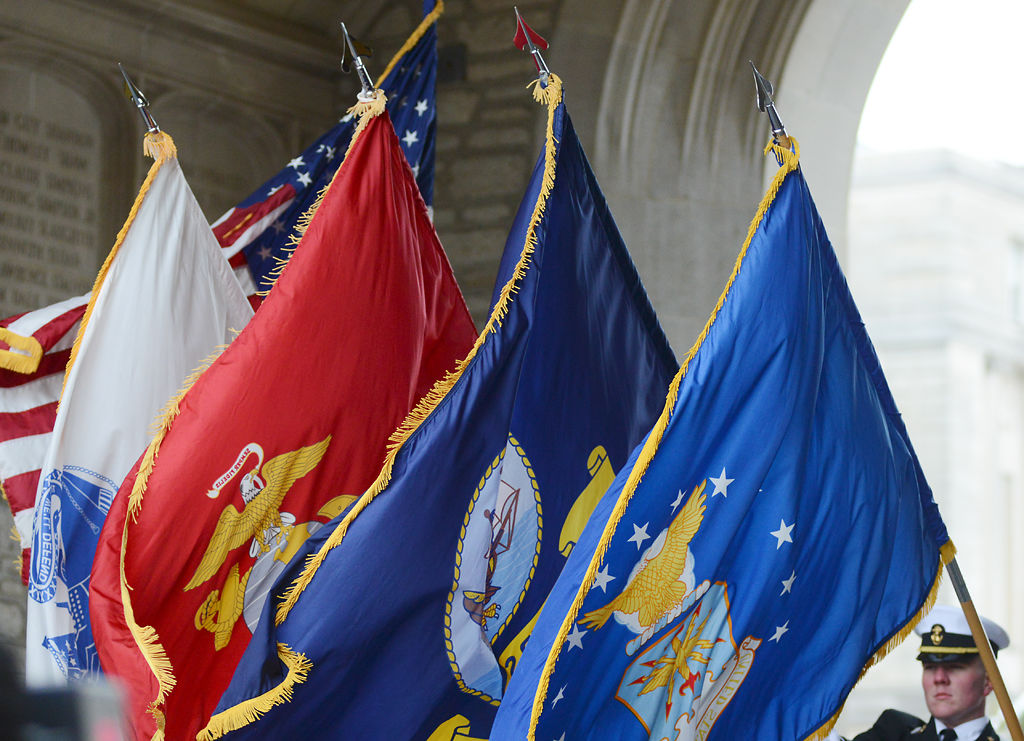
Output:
[921,657,992,727]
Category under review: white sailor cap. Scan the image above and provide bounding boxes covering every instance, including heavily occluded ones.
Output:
[914,604,1010,663]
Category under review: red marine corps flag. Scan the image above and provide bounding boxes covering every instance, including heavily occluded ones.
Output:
[89,90,476,739]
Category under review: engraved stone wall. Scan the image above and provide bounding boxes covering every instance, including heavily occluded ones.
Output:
[0,68,104,318]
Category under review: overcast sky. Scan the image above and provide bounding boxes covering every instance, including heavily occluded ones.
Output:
[857,0,1024,167]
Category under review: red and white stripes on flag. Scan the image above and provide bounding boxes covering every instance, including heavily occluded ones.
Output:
[0,296,88,583]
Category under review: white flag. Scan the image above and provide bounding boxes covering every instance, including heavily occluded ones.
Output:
[26,134,254,684]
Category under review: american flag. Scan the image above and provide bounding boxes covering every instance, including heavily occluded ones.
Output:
[215,0,440,301]
[0,1,441,583]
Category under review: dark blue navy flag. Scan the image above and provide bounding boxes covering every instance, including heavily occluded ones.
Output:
[200,74,677,741]
[490,140,954,741]
[213,0,442,300]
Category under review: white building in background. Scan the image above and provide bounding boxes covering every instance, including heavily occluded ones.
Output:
[833,149,1024,735]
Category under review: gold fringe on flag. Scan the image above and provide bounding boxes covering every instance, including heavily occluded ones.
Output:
[143,130,177,161]
[196,644,311,741]
[0,327,43,374]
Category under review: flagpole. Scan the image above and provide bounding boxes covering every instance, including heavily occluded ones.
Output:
[749,62,786,141]
[513,7,550,86]
[945,558,1024,740]
[749,61,793,168]
[340,22,376,101]
[118,63,160,134]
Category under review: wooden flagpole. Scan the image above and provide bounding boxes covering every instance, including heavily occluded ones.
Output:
[946,558,1023,741]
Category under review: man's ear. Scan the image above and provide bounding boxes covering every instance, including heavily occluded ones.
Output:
[982,673,993,697]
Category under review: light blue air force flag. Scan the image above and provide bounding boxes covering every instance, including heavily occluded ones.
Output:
[490,141,952,741]
[26,144,253,685]
[205,75,677,741]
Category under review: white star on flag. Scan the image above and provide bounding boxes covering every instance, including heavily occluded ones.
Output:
[591,564,614,592]
[414,99,429,116]
[402,129,420,147]
[266,184,284,197]
[325,146,336,161]
[628,522,650,549]
[780,570,796,595]
[670,489,685,513]
[270,220,287,235]
[257,246,272,261]
[770,519,794,549]
[552,686,565,708]
[411,163,420,177]
[770,621,789,642]
[287,156,305,169]
[340,112,355,123]
[566,623,586,651]
[296,171,313,187]
[709,467,733,497]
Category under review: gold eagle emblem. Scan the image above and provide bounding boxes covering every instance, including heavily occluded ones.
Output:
[185,436,331,592]
[580,480,707,637]
[194,563,252,650]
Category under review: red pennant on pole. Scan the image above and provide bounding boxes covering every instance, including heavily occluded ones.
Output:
[513,12,548,51]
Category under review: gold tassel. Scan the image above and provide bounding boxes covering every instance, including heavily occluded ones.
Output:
[196,644,312,740]
[273,74,566,625]
[143,131,177,161]
[0,327,43,374]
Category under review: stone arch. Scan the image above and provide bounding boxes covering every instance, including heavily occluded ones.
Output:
[551,0,909,347]
[772,0,911,260]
